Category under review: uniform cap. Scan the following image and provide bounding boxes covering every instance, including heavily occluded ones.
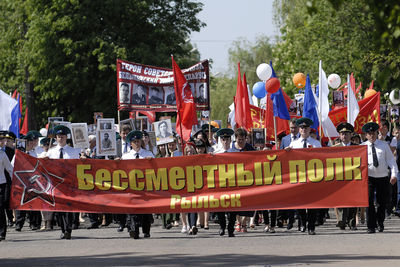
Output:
[216,128,234,138]
[126,130,143,142]
[53,125,71,135]
[362,122,379,133]
[336,122,354,133]
[296,117,313,127]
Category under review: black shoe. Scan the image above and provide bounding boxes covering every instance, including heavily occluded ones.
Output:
[117,226,124,232]
[60,233,66,239]
[219,229,225,236]
[367,228,376,234]
[308,230,316,235]
[64,232,71,240]
[143,233,150,238]
[350,226,358,231]
[30,225,38,231]
[0,236,5,241]
[15,227,22,232]
[129,231,139,239]
[165,224,172,230]
[86,224,99,229]
[8,221,14,227]
[191,226,198,236]
[100,222,111,228]
[228,232,235,237]
[300,226,306,232]
[277,220,283,228]
[378,226,384,232]
[286,223,293,230]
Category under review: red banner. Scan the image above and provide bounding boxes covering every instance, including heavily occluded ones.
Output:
[117,59,209,112]
[11,147,368,213]
[329,92,380,133]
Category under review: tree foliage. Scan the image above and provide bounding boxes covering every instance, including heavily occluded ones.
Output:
[0,0,204,128]
[272,0,376,96]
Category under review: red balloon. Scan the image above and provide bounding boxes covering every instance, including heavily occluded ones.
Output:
[265,77,280,94]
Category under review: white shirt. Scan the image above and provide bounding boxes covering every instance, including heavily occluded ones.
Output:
[362,139,398,178]
[214,146,240,154]
[289,136,321,149]
[121,148,154,159]
[46,144,81,159]
[26,149,38,158]
[0,150,13,184]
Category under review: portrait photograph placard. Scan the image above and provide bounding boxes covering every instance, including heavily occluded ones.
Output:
[97,118,114,131]
[252,128,265,147]
[120,118,135,132]
[153,119,174,145]
[96,130,117,156]
[71,123,89,149]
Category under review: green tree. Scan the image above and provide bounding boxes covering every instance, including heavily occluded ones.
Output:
[273,0,375,97]
[0,0,204,128]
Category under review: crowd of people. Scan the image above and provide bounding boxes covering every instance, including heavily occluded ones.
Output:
[0,115,399,241]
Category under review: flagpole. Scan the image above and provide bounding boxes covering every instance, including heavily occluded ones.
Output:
[273,116,278,146]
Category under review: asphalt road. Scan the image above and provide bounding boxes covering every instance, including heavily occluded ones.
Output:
[1,211,400,266]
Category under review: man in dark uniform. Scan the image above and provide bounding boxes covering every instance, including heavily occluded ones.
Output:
[361,122,398,233]
[196,83,206,104]
[0,131,13,241]
[121,130,154,239]
[285,117,321,235]
[132,84,147,105]
[46,125,81,239]
[0,131,16,227]
[333,122,358,230]
[166,92,176,105]
[148,87,163,104]
[213,128,239,237]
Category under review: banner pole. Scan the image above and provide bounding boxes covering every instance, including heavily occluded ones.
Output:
[273,116,278,146]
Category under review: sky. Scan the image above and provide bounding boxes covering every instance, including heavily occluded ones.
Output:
[190,0,278,76]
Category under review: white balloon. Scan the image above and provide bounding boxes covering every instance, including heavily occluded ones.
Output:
[389,89,400,105]
[39,128,48,137]
[256,63,272,81]
[327,74,341,89]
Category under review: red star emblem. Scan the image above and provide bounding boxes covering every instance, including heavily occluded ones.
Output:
[14,160,64,206]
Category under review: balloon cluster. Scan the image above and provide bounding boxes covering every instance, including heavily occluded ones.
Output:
[252,63,280,98]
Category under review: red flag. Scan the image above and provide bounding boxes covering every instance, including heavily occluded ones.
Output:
[12,89,18,99]
[234,63,252,130]
[369,80,374,90]
[172,56,197,142]
[241,72,252,130]
[20,107,28,135]
[234,63,244,128]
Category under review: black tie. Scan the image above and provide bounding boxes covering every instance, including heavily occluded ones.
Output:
[303,139,307,148]
[371,143,379,167]
[135,153,139,159]
[59,148,63,159]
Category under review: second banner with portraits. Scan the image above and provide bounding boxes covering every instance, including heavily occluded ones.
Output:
[117,59,210,112]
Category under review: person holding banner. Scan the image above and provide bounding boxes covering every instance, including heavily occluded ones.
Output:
[0,133,13,241]
[14,132,42,232]
[286,117,321,235]
[361,122,398,233]
[121,130,154,239]
[332,122,358,230]
[46,125,81,240]
[213,128,238,237]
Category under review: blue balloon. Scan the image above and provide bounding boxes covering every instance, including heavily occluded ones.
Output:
[252,82,266,99]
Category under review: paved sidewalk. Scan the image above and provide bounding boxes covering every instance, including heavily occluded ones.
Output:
[1,213,400,266]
